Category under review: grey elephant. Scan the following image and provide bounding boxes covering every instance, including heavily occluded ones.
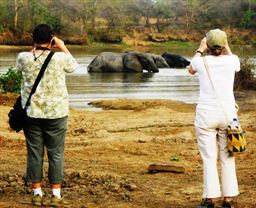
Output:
[161,52,190,68]
[87,52,169,73]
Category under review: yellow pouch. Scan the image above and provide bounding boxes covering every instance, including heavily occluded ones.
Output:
[226,126,246,156]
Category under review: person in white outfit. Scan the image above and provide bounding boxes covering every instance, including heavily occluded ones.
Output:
[187,29,240,208]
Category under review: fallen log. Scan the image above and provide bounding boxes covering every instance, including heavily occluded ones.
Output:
[148,164,185,173]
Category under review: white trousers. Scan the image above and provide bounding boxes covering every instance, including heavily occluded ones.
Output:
[195,108,239,198]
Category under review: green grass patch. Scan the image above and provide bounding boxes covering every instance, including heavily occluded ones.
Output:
[170,155,181,162]
[150,40,196,48]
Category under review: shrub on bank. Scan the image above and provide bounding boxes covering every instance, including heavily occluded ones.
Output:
[0,31,32,45]
[91,29,123,43]
[235,57,256,90]
[0,68,21,93]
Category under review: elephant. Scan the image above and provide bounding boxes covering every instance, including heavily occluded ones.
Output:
[87,52,169,73]
[161,52,190,68]
[123,52,166,72]
[88,52,124,72]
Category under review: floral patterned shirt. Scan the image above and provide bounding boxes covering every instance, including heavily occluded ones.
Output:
[16,51,78,119]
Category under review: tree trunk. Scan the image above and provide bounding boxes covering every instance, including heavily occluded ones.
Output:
[185,11,189,34]
[14,0,22,31]
[80,18,85,35]
[91,0,98,32]
[156,17,161,32]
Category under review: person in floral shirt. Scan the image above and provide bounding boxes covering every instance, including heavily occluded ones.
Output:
[16,24,78,206]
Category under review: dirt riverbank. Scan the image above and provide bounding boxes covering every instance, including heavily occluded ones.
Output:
[0,91,255,208]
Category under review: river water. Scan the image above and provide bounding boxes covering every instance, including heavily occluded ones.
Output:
[0,45,255,109]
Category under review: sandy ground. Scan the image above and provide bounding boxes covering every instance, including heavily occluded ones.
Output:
[0,91,255,208]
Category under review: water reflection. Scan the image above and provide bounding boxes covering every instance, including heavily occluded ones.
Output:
[67,72,156,98]
[88,71,155,84]
[66,68,199,109]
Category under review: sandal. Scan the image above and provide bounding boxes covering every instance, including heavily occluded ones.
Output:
[222,201,233,208]
[197,198,215,208]
[32,194,43,206]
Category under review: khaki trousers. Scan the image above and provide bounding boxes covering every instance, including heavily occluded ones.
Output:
[195,108,239,198]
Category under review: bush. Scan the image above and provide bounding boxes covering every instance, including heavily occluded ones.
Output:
[235,57,256,90]
[92,29,123,43]
[0,68,22,93]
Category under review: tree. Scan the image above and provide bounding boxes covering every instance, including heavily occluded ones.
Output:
[126,0,156,26]
[0,1,14,31]
[185,0,200,32]
[198,0,244,28]
[154,0,172,32]
[27,0,62,33]
[241,0,256,28]
[0,0,255,43]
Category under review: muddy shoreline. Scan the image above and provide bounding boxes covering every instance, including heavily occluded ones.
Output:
[0,92,255,207]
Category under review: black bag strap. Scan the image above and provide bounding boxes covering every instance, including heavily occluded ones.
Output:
[24,51,55,108]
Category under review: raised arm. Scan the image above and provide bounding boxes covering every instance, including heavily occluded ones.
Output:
[222,43,233,55]
[187,37,208,75]
[51,37,71,54]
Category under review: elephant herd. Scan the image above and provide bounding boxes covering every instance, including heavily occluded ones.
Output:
[87,52,190,73]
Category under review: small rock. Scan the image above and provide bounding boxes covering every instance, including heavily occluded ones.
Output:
[110,183,120,192]
[8,176,16,182]
[124,183,138,191]
[175,131,193,142]
[3,187,14,193]
[0,181,9,188]
[119,192,131,201]
[25,187,32,194]
[10,181,18,187]
[68,171,79,179]
[165,190,180,197]
[181,186,201,195]
[77,171,88,179]
[74,128,86,134]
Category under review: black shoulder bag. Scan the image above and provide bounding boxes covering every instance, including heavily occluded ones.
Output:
[8,51,55,132]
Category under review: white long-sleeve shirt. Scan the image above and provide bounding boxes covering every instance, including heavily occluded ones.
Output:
[191,55,240,111]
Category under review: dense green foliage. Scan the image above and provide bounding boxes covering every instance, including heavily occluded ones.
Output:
[0,0,255,39]
[0,68,22,93]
